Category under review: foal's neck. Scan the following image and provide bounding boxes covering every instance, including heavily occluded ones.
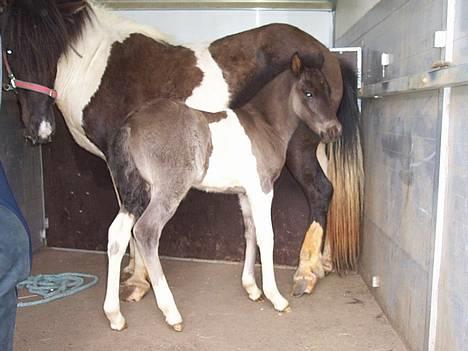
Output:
[244,71,299,138]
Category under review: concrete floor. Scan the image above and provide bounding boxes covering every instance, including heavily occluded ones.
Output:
[15,249,406,351]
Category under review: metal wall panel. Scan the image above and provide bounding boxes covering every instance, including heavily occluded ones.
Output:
[359,92,440,351]
[335,1,446,350]
[337,0,443,84]
[434,88,468,350]
[453,0,468,65]
[0,94,45,251]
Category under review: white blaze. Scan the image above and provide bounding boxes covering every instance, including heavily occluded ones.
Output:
[37,121,53,140]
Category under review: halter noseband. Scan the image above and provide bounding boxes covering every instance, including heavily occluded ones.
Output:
[2,51,58,99]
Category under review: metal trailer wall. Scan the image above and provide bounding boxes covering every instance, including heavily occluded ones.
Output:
[0,94,45,252]
[435,1,468,349]
[336,1,445,350]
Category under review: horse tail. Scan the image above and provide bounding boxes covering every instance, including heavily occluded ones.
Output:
[107,125,150,218]
[326,58,364,272]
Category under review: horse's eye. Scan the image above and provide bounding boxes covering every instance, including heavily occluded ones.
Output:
[304,91,313,98]
[6,49,13,55]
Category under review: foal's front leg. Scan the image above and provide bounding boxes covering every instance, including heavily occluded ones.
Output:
[246,190,289,312]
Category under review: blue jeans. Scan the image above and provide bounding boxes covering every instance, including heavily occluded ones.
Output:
[0,206,31,351]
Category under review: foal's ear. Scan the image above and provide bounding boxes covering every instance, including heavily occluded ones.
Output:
[291,53,303,76]
[56,0,87,16]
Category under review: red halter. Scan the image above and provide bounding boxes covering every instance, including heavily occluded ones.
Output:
[2,51,58,99]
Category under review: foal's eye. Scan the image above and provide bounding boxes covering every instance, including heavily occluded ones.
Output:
[304,91,313,98]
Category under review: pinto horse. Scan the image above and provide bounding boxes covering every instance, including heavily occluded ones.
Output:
[104,53,341,330]
[1,0,362,315]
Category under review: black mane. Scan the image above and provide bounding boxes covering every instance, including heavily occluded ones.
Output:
[1,0,92,82]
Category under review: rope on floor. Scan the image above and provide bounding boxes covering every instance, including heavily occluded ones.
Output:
[16,273,99,307]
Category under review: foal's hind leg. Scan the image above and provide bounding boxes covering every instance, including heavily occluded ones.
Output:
[103,211,135,330]
[239,194,263,302]
[286,124,333,296]
[133,191,188,331]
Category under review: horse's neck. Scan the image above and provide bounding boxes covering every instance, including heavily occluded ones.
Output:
[244,71,298,138]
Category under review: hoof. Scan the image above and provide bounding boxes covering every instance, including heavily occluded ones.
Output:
[281,306,292,313]
[120,284,149,302]
[110,318,127,331]
[322,259,333,274]
[292,273,318,297]
[247,287,263,302]
[255,295,265,302]
[172,323,184,332]
[272,296,290,312]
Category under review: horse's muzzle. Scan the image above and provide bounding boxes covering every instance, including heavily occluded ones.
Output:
[24,131,53,145]
[319,121,342,143]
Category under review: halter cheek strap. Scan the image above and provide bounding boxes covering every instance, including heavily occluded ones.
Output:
[2,52,58,99]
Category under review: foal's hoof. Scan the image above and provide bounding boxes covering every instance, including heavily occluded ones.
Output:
[172,323,184,332]
[247,287,264,302]
[120,284,149,302]
[292,273,318,297]
[110,318,128,331]
[254,295,265,302]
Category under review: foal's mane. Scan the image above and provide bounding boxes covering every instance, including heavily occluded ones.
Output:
[1,0,92,81]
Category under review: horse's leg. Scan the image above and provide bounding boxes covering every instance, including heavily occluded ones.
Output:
[120,242,151,302]
[132,190,187,331]
[286,123,333,297]
[246,189,289,312]
[121,237,135,280]
[103,210,135,331]
[322,235,333,273]
[238,194,263,301]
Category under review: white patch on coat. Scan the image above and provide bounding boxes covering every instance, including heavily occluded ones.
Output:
[37,121,53,140]
[54,3,170,159]
[196,109,261,193]
[316,142,328,176]
[185,43,230,113]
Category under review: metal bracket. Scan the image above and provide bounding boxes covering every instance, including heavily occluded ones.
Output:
[360,63,468,98]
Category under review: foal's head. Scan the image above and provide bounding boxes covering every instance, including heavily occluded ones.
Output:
[289,53,342,143]
[0,0,90,144]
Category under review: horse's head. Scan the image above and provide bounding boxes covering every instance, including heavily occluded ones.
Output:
[289,52,342,143]
[0,0,89,144]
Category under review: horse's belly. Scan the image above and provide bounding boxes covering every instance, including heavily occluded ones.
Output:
[196,110,260,193]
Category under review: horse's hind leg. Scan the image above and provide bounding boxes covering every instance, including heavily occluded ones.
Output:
[133,190,188,331]
[103,210,135,330]
[239,194,262,301]
[121,238,136,280]
[120,241,150,302]
[286,124,333,297]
